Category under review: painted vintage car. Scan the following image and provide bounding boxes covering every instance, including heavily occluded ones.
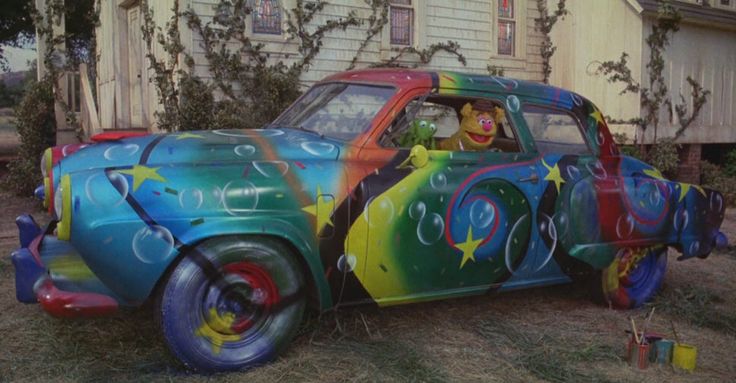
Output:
[11,69,727,372]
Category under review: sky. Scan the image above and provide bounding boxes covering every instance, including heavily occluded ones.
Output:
[3,45,37,72]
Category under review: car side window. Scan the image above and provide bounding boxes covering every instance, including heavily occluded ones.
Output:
[522,104,590,155]
[380,95,522,153]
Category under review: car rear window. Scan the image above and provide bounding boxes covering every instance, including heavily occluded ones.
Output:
[522,104,590,155]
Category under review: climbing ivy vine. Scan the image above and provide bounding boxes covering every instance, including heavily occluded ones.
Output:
[597,0,710,158]
[534,0,568,84]
[4,0,97,195]
[140,0,467,131]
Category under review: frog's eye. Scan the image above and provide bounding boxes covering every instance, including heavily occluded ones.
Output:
[419,120,427,128]
[429,123,436,131]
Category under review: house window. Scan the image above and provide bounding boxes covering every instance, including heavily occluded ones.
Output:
[390,0,413,46]
[497,0,515,56]
[720,0,731,6]
[252,0,281,35]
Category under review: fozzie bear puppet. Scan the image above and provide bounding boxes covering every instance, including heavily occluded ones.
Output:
[439,100,504,151]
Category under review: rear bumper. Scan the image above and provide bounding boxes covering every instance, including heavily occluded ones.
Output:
[10,214,119,317]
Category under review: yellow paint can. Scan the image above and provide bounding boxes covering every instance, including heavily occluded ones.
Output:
[672,343,697,371]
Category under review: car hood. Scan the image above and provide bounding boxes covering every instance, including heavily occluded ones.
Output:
[58,128,345,174]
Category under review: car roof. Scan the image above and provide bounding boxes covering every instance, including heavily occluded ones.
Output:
[322,68,584,106]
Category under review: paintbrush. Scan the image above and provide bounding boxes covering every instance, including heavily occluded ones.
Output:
[640,307,656,344]
[630,316,641,344]
[670,320,681,345]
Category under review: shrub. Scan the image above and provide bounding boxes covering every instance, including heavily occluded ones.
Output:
[612,132,644,160]
[647,138,679,179]
[178,73,214,131]
[724,148,736,178]
[2,78,56,196]
[701,160,736,207]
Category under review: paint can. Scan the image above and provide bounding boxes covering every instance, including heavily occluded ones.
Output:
[629,342,650,370]
[626,335,635,362]
[655,339,674,364]
[672,343,697,371]
[643,334,662,362]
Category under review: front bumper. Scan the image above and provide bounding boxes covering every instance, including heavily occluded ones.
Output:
[11,214,119,317]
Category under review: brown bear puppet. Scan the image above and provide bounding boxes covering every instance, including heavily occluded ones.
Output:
[439,100,504,151]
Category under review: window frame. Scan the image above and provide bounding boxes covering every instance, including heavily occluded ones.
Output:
[381,1,425,58]
[377,93,525,154]
[714,0,736,11]
[389,0,414,46]
[497,0,516,56]
[521,103,593,156]
[491,0,527,65]
[247,0,284,37]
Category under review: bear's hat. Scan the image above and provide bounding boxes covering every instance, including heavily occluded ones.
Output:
[472,99,496,113]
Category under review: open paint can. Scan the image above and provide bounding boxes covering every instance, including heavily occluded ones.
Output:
[673,343,697,371]
[629,342,650,370]
[655,339,674,364]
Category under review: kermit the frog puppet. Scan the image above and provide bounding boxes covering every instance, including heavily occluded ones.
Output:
[439,100,504,151]
[398,119,437,149]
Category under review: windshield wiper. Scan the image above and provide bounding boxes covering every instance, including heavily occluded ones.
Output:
[277,125,325,139]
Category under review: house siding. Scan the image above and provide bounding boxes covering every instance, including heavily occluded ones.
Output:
[97,0,545,131]
[548,0,644,138]
[188,0,544,87]
[639,17,736,145]
[549,0,736,147]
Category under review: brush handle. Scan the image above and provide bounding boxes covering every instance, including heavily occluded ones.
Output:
[630,317,641,344]
[670,320,681,344]
[640,307,656,340]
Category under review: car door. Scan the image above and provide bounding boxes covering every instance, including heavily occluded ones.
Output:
[345,94,547,305]
[518,102,607,281]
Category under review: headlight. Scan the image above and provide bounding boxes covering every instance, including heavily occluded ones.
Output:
[43,177,51,208]
[42,148,53,208]
[56,174,72,241]
[41,148,52,177]
[54,184,63,220]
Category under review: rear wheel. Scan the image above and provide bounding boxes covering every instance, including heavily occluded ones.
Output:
[158,236,305,372]
[596,246,667,309]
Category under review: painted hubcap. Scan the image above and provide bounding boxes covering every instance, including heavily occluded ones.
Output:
[202,262,280,336]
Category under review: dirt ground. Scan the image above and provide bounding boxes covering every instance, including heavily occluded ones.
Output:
[0,111,20,157]
[1,190,735,382]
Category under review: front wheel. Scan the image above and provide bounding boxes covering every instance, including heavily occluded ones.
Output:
[596,246,667,309]
[158,236,305,372]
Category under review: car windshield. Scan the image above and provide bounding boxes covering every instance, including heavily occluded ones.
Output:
[272,83,396,141]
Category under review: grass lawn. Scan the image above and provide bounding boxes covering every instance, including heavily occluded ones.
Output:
[1,191,735,382]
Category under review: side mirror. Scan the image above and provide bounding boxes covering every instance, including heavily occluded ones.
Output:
[396,145,429,169]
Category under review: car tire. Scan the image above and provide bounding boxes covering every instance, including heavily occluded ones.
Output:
[158,236,305,372]
[594,246,667,309]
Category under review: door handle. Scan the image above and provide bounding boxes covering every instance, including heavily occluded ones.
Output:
[518,173,539,184]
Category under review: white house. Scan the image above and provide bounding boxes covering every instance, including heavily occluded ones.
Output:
[94,0,547,133]
[549,0,736,181]
[38,0,736,183]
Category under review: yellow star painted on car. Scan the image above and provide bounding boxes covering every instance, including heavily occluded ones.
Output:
[643,168,666,180]
[118,165,167,191]
[590,108,605,126]
[175,132,205,140]
[455,226,483,269]
[542,158,565,193]
[301,186,334,235]
[677,182,706,202]
[194,307,240,354]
